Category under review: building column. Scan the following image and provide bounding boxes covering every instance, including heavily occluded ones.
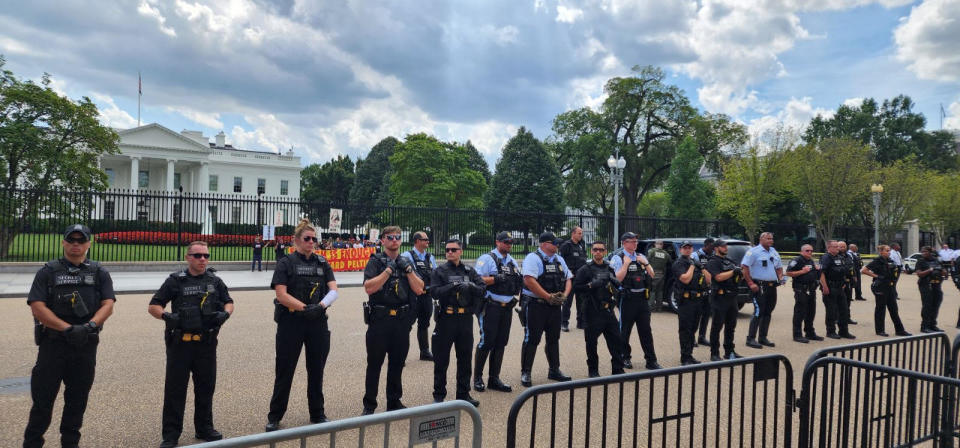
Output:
[198,162,209,193]
[166,159,176,192]
[905,219,920,255]
[129,156,140,190]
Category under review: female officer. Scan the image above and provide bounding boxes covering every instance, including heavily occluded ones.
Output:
[862,245,910,337]
[265,219,338,431]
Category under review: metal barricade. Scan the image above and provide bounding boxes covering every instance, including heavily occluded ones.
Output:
[805,333,953,377]
[799,357,960,448]
[505,355,794,448]
[187,400,482,448]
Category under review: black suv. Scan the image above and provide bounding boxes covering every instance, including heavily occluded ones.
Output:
[638,238,753,312]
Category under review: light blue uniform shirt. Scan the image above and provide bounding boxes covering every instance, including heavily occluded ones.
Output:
[890,249,903,267]
[475,250,519,303]
[400,247,438,279]
[740,245,782,281]
[608,249,647,272]
[521,249,572,297]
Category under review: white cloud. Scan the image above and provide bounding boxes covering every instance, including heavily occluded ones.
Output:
[747,96,834,137]
[90,93,139,129]
[167,107,223,129]
[945,99,960,130]
[556,5,584,23]
[0,36,33,55]
[137,0,177,37]
[894,0,960,82]
[843,97,865,107]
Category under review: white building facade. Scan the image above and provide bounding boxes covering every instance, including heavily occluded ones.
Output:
[97,123,302,230]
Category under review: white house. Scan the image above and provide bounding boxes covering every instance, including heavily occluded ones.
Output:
[97,123,303,230]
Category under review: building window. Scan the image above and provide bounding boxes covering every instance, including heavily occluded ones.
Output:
[174,173,182,190]
[233,177,242,193]
[257,178,266,195]
[280,180,289,196]
[104,201,115,220]
[139,170,150,189]
[105,169,115,187]
[209,175,218,192]
[231,206,241,223]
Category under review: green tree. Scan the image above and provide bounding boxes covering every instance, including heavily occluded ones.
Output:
[349,136,397,205]
[485,127,563,233]
[301,155,354,204]
[460,140,491,184]
[786,138,875,245]
[805,95,957,171]
[665,137,715,220]
[636,191,669,217]
[548,108,615,214]
[0,56,119,256]
[389,133,487,208]
[918,173,960,247]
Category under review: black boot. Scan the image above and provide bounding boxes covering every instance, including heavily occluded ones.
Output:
[473,348,489,392]
[487,348,511,391]
[747,317,760,341]
[545,342,569,381]
[759,316,773,341]
[520,343,536,383]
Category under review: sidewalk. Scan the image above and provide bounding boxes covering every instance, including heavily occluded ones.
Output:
[0,269,367,298]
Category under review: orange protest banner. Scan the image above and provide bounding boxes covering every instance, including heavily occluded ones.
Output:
[284,247,377,271]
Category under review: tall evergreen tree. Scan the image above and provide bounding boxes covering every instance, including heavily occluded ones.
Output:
[485,127,563,233]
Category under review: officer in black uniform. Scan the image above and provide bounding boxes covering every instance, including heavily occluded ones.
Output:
[784,244,822,343]
[837,241,857,325]
[849,244,865,300]
[574,241,626,377]
[916,246,947,333]
[706,240,744,361]
[673,241,711,365]
[362,226,425,414]
[559,226,586,331]
[473,232,522,393]
[149,241,233,447]
[610,232,660,370]
[862,245,910,337]
[519,232,573,387]
[264,219,338,432]
[24,224,116,448]
[692,238,715,346]
[819,241,856,339]
[402,231,437,360]
[430,239,485,406]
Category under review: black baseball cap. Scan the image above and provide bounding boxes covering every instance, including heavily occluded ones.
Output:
[703,237,715,245]
[63,224,91,240]
[680,240,694,248]
[714,239,728,247]
[620,231,638,241]
[496,232,514,243]
[539,232,557,244]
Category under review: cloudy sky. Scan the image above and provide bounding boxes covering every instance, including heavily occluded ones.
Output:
[1,0,958,167]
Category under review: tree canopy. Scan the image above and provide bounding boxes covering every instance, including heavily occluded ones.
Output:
[389,133,487,209]
[349,136,397,206]
[665,137,715,220]
[485,127,563,232]
[300,155,354,204]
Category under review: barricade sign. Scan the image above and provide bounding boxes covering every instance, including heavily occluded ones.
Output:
[409,411,459,445]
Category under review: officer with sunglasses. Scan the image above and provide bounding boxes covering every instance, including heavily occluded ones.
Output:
[400,231,438,361]
[741,232,783,349]
[24,224,116,448]
[149,241,233,447]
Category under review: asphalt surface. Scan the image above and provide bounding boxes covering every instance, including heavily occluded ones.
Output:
[1,274,958,447]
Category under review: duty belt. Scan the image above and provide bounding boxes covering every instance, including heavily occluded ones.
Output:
[756,280,778,287]
[627,288,646,293]
[873,279,895,287]
[491,299,517,308]
[931,279,942,284]
[372,304,410,317]
[181,332,206,342]
[679,291,704,299]
[444,306,470,315]
[599,301,613,310]
[793,282,817,290]
[523,294,557,306]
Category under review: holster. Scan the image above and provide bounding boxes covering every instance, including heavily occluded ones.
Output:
[433,299,442,322]
[69,292,91,318]
[517,295,530,327]
[474,296,490,317]
[362,301,372,325]
[33,320,44,346]
[166,328,184,345]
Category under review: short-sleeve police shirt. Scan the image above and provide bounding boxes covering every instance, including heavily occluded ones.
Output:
[27,260,116,305]
[521,249,572,297]
[476,250,518,302]
[741,245,781,281]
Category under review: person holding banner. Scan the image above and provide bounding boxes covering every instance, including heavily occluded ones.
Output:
[401,231,438,361]
[265,219,338,432]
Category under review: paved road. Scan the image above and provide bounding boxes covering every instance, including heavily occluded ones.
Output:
[0,274,957,447]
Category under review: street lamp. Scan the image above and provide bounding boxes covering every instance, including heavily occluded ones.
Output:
[871,183,883,252]
[607,154,626,243]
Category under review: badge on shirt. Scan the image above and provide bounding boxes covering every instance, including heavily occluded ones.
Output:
[83,274,96,285]
[655,252,665,258]
[544,264,558,273]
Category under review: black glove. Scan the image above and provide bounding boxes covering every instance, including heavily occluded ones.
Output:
[212,311,230,326]
[63,324,89,347]
[469,282,485,298]
[494,273,510,285]
[457,282,472,294]
[733,267,742,276]
[162,312,180,331]
[83,321,100,334]
[589,277,608,289]
[302,304,326,320]
[384,259,398,274]
[396,256,414,274]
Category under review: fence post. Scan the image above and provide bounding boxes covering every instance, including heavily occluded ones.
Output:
[176,188,183,260]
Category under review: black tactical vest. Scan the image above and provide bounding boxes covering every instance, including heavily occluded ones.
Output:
[788,255,818,286]
[408,250,433,288]
[535,252,565,294]
[875,258,899,285]
[369,253,408,306]
[488,252,522,296]
[676,257,707,292]
[170,269,223,330]
[286,253,330,304]
[823,253,846,282]
[46,258,101,324]
[715,256,741,290]
[621,254,648,292]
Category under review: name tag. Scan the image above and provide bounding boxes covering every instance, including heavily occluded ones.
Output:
[182,284,207,296]
[655,252,665,259]
[628,264,638,271]
[296,265,321,276]
[544,264,558,273]
[54,275,81,286]
[449,275,467,283]
[83,274,96,285]
[834,260,841,265]
[572,251,580,257]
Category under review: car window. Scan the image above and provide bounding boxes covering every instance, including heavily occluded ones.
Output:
[726,244,750,264]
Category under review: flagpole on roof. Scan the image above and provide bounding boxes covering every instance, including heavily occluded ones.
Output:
[138,71,142,127]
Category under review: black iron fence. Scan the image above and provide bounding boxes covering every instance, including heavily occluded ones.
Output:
[0,188,882,262]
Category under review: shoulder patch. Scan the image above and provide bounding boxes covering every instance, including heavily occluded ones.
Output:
[788,260,797,268]
[476,259,485,267]
[317,255,327,263]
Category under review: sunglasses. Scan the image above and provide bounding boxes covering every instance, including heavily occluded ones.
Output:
[802,249,813,252]
[384,235,402,241]
[445,247,461,253]
[592,248,606,252]
[416,237,430,243]
[302,236,318,242]
[188,253,210,259]
[64,237,89,244]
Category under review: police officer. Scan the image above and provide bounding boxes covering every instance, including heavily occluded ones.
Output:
[849,244,865,301]
[473,232,521,393]
[362,226,425,414]
[574,241,626,377]
[837,241,857,325]
[646,239,672,312]
[265,219,338,432]
[519,232,573,387]
[430,239,485,406]
[742,232,783,349]
[862,245,910,337]
[691,238,715,346]
[706,240,743,361]
[149,241,233,447]
[401,231,437,361]
[820,240,856,339]
[673,241,711,365]
[784,244,822,343]
[610,232,661,370]
[24,224,115,448]
[559,226,587,331]
[916,246,948,333]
